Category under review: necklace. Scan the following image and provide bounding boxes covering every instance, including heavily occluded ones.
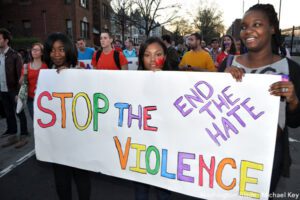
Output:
[31,61,41,69]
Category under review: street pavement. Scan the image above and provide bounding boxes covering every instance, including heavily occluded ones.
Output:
[1,59,300,199]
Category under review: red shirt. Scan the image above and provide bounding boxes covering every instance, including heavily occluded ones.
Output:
[91,50,128,70]
[216,51,229,66]
[22,63,48,98]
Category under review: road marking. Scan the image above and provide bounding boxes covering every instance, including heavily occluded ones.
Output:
[289,137,300,143]
[0,149,35,178]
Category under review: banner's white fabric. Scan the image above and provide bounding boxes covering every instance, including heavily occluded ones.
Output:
[34,70,280,200]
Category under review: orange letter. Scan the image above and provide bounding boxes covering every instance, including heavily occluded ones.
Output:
[114,136,131,170]
[216,158,236,190]
[52,92,73,128]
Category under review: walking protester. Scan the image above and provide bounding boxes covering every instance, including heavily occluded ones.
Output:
[123,39,137,58]
[113,39,123,52]
[235,38,247,55]
[0,28,29,148]
[19,43,48,119]
[179,33,215,71]
[91,31,128,70]
[216,34,237,66]
[161,35,179,70]
[209,38,221,69]
[44,32,91,200]
[219,4,300,196]
[76,38,95,61]
[136,37,171,200]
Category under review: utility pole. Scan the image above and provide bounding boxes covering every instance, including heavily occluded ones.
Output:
[278,0,282,27]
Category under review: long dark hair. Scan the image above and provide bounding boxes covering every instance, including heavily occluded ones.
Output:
[221,34,237,54]
[138,37,168,70]
[247,4,281,55]
[44,32,77,68]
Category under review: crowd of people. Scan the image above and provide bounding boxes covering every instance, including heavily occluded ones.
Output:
[0,3,299,200]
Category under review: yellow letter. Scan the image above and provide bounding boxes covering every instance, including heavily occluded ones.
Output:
[129,143,147,174]
[72,92,92,131]
[239,160,264,199]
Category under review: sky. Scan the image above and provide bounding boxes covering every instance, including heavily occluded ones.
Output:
[162,0,299,31]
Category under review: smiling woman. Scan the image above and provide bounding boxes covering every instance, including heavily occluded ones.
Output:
[43,32,91,200]
[220,4,300,197]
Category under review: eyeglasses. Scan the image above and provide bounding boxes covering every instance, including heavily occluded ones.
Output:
[31,48,41,52]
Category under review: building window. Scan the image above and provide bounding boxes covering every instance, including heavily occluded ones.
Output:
[66,19,73,39]
[65,0,72,4]
[80,21,89,39]
[22,20,32,36]
[79,0,88,8]
[102,4,109,19]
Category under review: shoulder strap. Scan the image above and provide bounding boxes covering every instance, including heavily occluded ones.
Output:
[96,50,102,63]
[226,54,234,67]
[113,50,121,69]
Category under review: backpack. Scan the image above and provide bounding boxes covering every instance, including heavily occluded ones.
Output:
[95,50,121,69]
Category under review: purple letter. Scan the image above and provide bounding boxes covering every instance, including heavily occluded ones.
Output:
[227,105,246,127]
[222,86,240,106]
[128,105,142,129]
[178,152,195,183]
[212,94,230,113]
[241,98,265,120]
[194,81,214,100]
[199,102,216,119]
[174,96,193,117]
[205,122,228,146]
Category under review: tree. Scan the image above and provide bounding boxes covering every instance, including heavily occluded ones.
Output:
[194,5,224,43]
[110,0,133,42]
[132,0,180,38]
[172,19,195,36]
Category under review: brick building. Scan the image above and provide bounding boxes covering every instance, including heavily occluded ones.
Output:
[0,0,111,47]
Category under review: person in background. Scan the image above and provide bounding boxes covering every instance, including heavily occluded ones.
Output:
[216,34,237,66]
[179,33,215,72]
[113,39,123,52]
[44,32,91,200]
[123,39,137,58]
[136,37,171,200]
[235,38,247,55]
[76,38,95,60]
[0,28,29,149]
[161,34,179,70]
[19,42,48,119]
[220,4,300,196]
[91,31,128,70]
[209,38,221,69]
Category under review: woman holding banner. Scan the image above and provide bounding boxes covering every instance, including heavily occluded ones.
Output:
[135,37,172,200]
[221,4,300,196]
[43,32,91,200]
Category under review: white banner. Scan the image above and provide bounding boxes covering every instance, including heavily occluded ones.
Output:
[34,70,281,200]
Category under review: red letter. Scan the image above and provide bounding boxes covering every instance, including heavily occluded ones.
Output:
[199,155,215,188]
[143,106,158,131]
[37,91,56,128]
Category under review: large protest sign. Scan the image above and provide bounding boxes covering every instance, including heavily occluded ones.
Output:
[34,70,281,200]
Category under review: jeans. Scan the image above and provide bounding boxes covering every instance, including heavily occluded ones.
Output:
[135,183,172,200]
[27,97,34,119]
[0,91,28,135]
[53,164,91,200]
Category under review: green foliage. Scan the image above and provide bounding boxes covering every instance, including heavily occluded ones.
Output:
[194,6,224,43]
